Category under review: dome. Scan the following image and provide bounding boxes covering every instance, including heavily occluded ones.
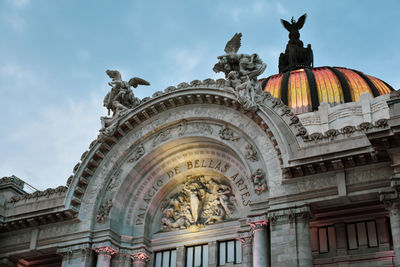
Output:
[261,67,394,114]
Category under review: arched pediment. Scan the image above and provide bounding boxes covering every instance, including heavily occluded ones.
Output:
[64,86,307,234]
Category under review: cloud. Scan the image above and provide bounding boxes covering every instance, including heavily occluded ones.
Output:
[275,2,289,15]
[0,63,38,89]
[4,14,26,31]
[0,94,105,190]
[8,0,30,8]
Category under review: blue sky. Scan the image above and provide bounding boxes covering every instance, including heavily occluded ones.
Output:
[1,0,399,190]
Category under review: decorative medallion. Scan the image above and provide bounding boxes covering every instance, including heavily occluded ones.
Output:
[219,125,240,141]
[96,199,113,223]
[245,143,258,162]
[250,169,267,194]
[161,175,235,232]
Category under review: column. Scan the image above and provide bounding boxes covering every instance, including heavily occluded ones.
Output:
[381,190,400,266]
[295,207,313,267]
[131,252,150,267]
[247,215,269,267]
[389,201,400,267]
[94,246,118,267]
[111,251,132,267]
[237,231,253,267]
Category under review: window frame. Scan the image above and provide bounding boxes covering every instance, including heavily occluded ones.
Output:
[185,244,208,267]
[218,239,242,266]
[154,248,177,267]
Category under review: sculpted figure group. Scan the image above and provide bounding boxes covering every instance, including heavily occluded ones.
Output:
[161,175,235,232]
[213,33,267,111]
[100,70,150,136]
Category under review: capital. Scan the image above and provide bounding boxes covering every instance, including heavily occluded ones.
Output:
[247,215,268,231]
[237,231,253,245]
[131,251,150,263]
[93,246,118,258]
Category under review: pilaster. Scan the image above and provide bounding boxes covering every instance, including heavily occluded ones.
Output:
[237,230,253,267]
[268,204,313,267]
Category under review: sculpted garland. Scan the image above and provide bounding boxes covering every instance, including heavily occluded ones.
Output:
[161,175,236,232]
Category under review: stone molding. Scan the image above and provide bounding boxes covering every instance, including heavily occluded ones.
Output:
[57,243,93,257]
[0,175,24,189]
[268,205,312,225]
[8,185,67,203]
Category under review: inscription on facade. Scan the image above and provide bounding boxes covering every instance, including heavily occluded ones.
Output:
[135,158,251,225]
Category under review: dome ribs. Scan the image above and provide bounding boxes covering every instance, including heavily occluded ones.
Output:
[281,71,291,106]
[327,67,352,103]
[351,69,380,98]
[304,68,319,111]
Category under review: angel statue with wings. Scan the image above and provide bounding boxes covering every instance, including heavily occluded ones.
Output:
[100,70,150,136]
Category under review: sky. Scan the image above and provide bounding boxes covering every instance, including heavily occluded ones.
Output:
[1,0,399,191]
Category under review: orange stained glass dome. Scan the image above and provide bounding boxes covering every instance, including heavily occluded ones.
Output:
[261,67,394,114]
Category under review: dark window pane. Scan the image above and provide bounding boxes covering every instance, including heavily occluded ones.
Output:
[227,241,235,262]
[194,246,202,267]
[170,250,176,267]
[155,252,162,267]
[318,228,328,253]
[235,240,242,263]
[202,245,208,266]
[356,222,368,246]
[219,242,226,265]
[187,247,193,267]
[162,251,170,267]
[347,224,358,249]
[367,221,378,247]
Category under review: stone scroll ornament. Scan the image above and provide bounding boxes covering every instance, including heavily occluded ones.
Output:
[213,33,267,111]
[161,175,236,232]
[99,70,150,138]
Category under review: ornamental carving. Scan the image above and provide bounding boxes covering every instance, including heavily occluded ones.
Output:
[245,143,258,162]
[219,125,240,141]
[96,199,113,223]
[161,175,236,232]
[127,144,145,163]
[250,169,267,194]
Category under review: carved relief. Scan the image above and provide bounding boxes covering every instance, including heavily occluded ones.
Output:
[192,122,213,135]
[152,129,172,147]
[245,143,258,162]
[96,199,113,223]
[250,169,267,194]
[107,170,122,191]
[161,175,235,232]
[128,144,145,163]
[177,119,188,136]
[219,125,240,141]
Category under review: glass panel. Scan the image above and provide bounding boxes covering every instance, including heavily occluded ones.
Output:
[194,246,202,267]
[235,240,242,263]
[155,252,162,267]
[170,250,177,267]
[356,222,368,246]
[347,224,358,249]
[202,245,208,267]
[367,221,378,247]
[327,226,336,251]
[186,247,193,267]
[227,241,235,262]
[162,251,170,267]
[219,242,226,266]
[318,228,328,253]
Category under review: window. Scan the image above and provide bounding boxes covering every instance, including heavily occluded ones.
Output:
[218,240,242,265]
[318,225,335,253]
[155,249,176,267]
[346,220,378,250]
[186,244,208,267]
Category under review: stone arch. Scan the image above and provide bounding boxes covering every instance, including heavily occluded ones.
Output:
[63,87,306,232]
